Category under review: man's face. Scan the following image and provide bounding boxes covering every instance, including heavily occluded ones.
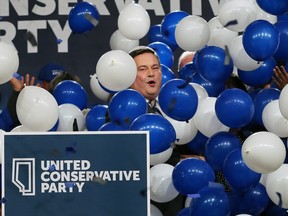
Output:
[130,52,162,100]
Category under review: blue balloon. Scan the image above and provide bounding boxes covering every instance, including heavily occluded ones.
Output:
[189,186,230,216]
[130,113,176,154]
[148,24,163,43]
[256,0,288,15]
[108,89,147,129]
[215,88,254,128]
[242,183,269,215]
[187,131,208,156]
[53,80,88,110]
[195,46,234,83]
[148,41,174,68]
[262,200,288,216]
[172,158,215,195]
[229,183,269,215]
[253,88,280,127]
[158,79,198,121]
[242,20,280,61]
[147,24,178,52]
[86,105,108,131]
[223,149,261,194]
[190,72,225,97]
[205,131,242,172]
[161,64,175,87]
[160,10,189,47]
[237,57,276,87]
[68,2,99,33]
[273,20,288,63]
[178,62,197,81]
[278,14,288,21]
[98,122,125,131]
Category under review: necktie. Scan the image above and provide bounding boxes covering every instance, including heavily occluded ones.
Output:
[148,100,163,116]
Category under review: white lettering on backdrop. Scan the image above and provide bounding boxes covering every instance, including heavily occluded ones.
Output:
[0,0,224,53]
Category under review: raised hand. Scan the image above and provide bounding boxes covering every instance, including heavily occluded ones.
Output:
[272,65,288,90]
[10,73,40,91]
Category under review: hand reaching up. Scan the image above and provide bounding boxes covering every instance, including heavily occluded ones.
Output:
[10,73,39,92]
[272,66,288,90]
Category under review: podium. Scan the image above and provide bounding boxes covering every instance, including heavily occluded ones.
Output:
[2,131,149,216]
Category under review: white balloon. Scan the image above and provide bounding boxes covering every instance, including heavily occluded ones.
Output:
[96,50,137,92]
[193,97,229,137]
[218,0,257,32]
[185,196,192,208]
[89,73,110,103]
[57,103,85,131]
[207,16,239,49]
[0,41,19,84]
[150,147,173,166]
[265,164,288,209]
[235,214,252,216]
[110,29,139,52]
[166,116,198,145]
[242,131,286,174]
[262,100,288,138]
[228,35,262,71]
[150,204,163,216]
[11,125,33,132]
[279,84,288,120]
[259,174,268,186]
[150,163,179,203]
[16,86,59,131]
[190,83,209,103]
[118,3,150,40]
[175,15,210,51]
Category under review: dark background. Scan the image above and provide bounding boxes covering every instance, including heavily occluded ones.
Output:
[0,0,218,107]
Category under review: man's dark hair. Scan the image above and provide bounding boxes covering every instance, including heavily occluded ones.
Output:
[225,74,247,92]
[129,46,160,63]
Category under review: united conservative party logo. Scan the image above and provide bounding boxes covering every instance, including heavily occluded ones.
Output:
[12,158,141,196]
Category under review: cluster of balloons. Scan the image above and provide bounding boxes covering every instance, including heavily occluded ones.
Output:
[2,1,288,216]
[14,79,89,132]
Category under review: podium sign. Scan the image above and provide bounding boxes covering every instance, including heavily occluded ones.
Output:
[2,131,149,216]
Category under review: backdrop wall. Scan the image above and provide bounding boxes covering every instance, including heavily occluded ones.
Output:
[0,0,221,107]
